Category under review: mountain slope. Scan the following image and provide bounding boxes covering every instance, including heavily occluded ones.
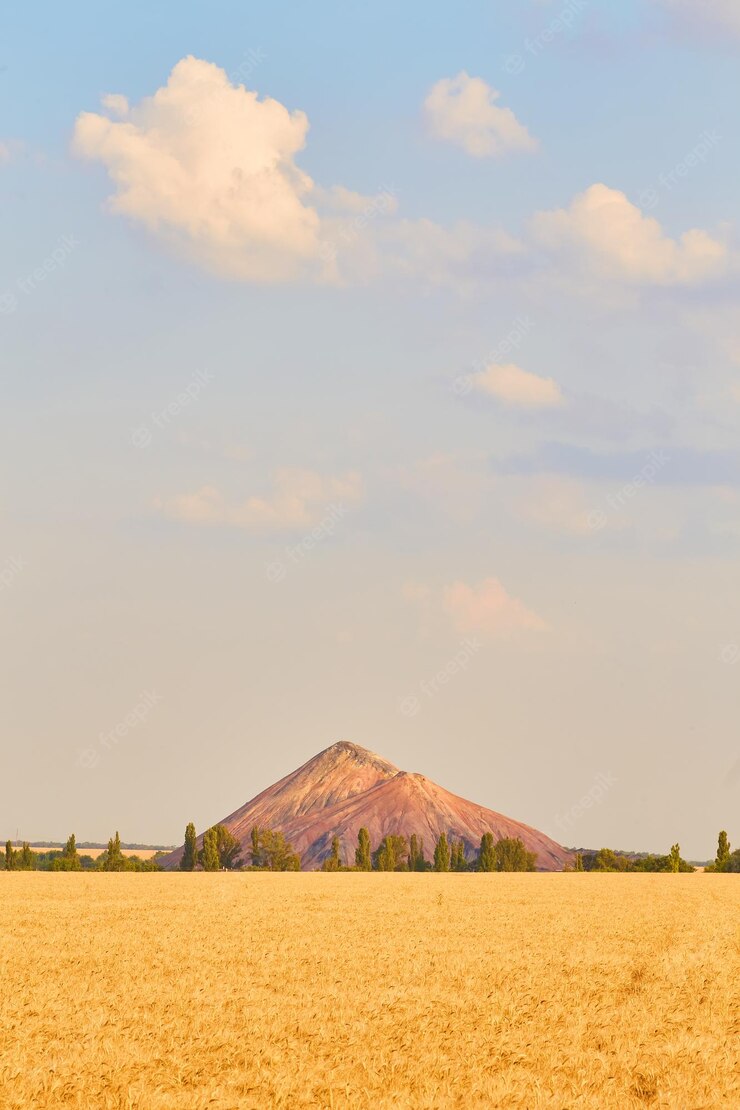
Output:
[163,741,571,871]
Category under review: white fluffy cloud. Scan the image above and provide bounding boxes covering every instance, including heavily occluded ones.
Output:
[424,71,538,157]
[471,362,563,408]
[531,183,727,285]
[442,578,547,635]
[157,469,362,531]
[73,56,325,282]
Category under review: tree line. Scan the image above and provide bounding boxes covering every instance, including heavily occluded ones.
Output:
[2,833,163,871]
[5,827,738,874]
[175,824,538,872]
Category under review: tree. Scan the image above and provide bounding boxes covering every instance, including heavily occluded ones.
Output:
[213,824,243,870]
[355,827,372,871]
[716,831,731,872]
[99,831,126,872]
[409,834,427,872]
[450,839,467,871]
[261,829,300,871]
[19,843,35,870]
[180,823,197,871]
[251,826,263,869]
[5,840,16,871]
[374,835,408,872]
[433,833,450,873]
[63,834,81,869]
[494,837,537,872]
[668,843,681,873]
[250,828,301,871]
[478,833,496,872]
[593,848,621,872]
[322,836,341,871]
[201,828,220,871]
[574,852,584,872]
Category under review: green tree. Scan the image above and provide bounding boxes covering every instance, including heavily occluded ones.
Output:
[201,827,220,871]
[5,840,16,871]
[433,832,450,873]
[63,834,81,869]
[494,837,537,872]
[261,829,300,871]
[180,822,197,871]
[19,843,36,870]
[409,834,427,872]
[355,827,372,871]
[668,843,681,873]
[593,847,621,872]
[213,824,243,870]
[250,826,263,869]
[574,852,584,872]
[478,832,496,872]
[100,831,126,872]
[374,835,408,871]
[322,836,341,871]
[716,830,731,872]
[454,839,468,871]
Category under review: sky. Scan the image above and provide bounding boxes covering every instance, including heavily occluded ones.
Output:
[1,1,739,859]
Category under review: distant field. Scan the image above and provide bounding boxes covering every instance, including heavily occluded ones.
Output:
[1,874,738,1108]
[20,845,164,860]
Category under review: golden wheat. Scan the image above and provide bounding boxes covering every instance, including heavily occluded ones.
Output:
[1,873,738,1108]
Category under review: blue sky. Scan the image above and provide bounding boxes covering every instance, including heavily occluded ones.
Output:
[1,1,739,858]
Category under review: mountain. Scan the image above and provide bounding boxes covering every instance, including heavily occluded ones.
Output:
[163,741,572,871]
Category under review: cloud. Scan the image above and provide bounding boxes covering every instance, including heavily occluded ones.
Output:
[0,142,11,164]
[100,93,130,118]
[442,578,547,635]
[530,183,727,285]
[157,468,362,531]
[654,0,740,38]
[471,362,564,408]
[510,475,608,536]
[73,56,325,282]
[424,71,538,157]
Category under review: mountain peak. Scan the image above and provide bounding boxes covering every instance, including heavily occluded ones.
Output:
[163,741,571,872]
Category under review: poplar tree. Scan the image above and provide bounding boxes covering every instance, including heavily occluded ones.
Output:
[202,828,220,871]
[251,826,262,868]
[180,823,197,871]
[478,832,496,872]
[355,827,372,871]
[433,832,450,872]
[668,843,681,873]
[19,843,35,870]
[716,831,731,872]
[5,840,15,871]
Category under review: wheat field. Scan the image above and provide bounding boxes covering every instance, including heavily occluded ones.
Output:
[1,874,738,1109]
